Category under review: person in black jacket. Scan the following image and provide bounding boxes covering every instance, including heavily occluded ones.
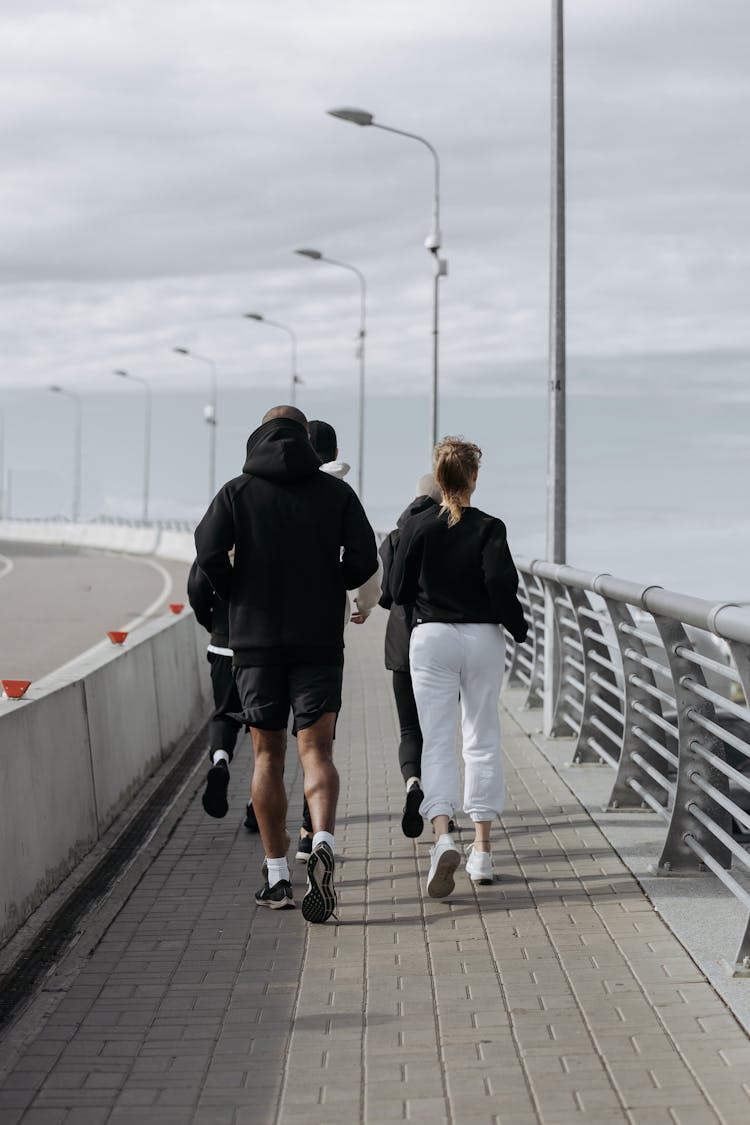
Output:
[391,437,527,901]
[194,406,378,923]
[378,474,441,839]
[187,560,246,818]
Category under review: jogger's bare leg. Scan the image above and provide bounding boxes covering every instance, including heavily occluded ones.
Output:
[250,727,288,858]
[297,713,339,835]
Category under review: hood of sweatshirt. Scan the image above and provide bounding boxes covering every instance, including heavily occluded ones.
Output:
[320,460,351,479]
[242,418,322,484]
[396,494,437,529]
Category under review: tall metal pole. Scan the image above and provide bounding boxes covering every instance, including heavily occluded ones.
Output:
[173,349,218,503]
[372,124,445,458]
[114,371,152,522]
[73,393,82,522]
[49,386,83,521]
[326,109,447,461]
[294,251,367,498]
[544,0,567,736]
[243,315,299,406]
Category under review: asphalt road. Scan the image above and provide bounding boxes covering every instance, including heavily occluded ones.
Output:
[0,540,191,683]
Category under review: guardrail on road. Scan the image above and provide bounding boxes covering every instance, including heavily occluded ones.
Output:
[506,560,750,974]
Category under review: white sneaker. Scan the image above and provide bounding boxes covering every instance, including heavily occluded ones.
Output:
[426,839,460,899]
[465,844,493,885]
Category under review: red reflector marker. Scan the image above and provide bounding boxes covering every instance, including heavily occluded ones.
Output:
[107,631,128,645]
[2,679,31,700]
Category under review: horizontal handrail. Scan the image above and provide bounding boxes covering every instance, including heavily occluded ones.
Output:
[507,557,750,971]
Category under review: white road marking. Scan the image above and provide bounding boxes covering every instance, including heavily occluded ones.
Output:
[0,554,14,580]
[46,552,177,681]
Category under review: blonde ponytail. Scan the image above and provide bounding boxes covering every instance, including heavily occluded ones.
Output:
[434,437,482,527]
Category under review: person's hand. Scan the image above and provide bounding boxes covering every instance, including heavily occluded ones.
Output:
[350,611,369,625]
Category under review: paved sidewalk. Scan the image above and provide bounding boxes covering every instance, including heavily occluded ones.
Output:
[2,615,750,1124]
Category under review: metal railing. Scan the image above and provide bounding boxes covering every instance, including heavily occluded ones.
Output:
[506,560,750,974]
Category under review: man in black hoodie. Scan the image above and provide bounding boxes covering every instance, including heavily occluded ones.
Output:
[194,406,378,923]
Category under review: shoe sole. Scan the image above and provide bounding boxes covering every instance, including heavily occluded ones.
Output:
[202,767,229,818]
[427,849,460,898]
[468,873,493,885]
[302,846,337,923]
[295,849,311,863]
[401,788,424,838]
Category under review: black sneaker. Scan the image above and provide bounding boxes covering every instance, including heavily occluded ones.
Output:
[255,879,295,910]
[302,842,337,923]
[243,801,259,832]
[202,761,229,818]
[401,784,424,838]
[295,834,313,863]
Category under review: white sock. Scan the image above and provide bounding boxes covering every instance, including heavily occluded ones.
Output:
[437,833,455,848]
[211,749,230,767]
[265,857,290,887]
[312,831,335,853]
[406,777,421,791]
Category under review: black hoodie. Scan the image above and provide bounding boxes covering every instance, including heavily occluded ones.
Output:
[378,494,438,671]
[194,417,378,666]
[391,504,528,643]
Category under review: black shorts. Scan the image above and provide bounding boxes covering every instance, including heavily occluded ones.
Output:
[233,663,343,735]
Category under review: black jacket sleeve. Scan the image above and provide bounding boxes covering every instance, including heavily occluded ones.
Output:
[391,519,424,607]
[378,529,399,610]
[482,520,528,643]
[194,486,235,602]
[340,490,379,591]
[187,560,215,633]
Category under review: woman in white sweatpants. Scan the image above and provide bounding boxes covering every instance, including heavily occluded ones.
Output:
[390,437,528,899]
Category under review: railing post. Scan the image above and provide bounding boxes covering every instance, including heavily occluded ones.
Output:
[603,600,671,810]
[543,579,569,736]
[566,588,618,764]
[653,615,732,874]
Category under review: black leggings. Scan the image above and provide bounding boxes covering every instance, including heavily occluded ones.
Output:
[392,670,423,783]
[208,652,243,757]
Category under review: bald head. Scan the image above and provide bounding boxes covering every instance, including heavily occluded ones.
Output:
[262,404,308,428]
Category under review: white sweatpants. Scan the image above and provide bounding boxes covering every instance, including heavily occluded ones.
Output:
[409,622,506,823]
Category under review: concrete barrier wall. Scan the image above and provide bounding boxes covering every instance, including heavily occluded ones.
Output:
[0,519,193,561]
[0,595,212,947]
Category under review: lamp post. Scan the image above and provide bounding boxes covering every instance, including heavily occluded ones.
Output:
[173,347,218,502]
[113,369,152,523]
[544,0,567,736]
[327,106,447,456]
[243,314,301,406]
[49,385,82,522]
[295,248,367,499]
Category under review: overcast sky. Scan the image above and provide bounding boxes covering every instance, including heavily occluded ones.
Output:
[1,0,749,399]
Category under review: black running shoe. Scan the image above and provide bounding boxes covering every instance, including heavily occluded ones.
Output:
[401,784,424,838]
[243,801,259,832]
[302,842,337,923]
[295,834,313,863]
[202,761,229,818]
[254,879,295,910]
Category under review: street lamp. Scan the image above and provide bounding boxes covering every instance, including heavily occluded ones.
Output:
[544,0,567,737]
[295,248,367,499]
[49,385,82,522]
[173,347,218,502]
[243,314,301,406]
[113,369,152,523]
[327,106,448,455]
